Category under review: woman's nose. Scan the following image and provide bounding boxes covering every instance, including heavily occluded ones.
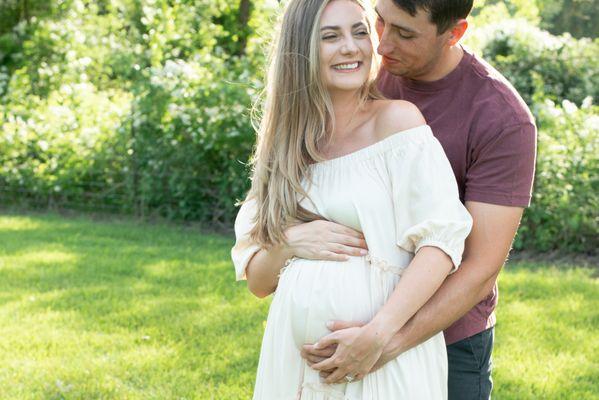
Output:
[340,37,359,54]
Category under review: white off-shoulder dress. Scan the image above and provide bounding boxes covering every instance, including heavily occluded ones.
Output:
[231,125,473,400]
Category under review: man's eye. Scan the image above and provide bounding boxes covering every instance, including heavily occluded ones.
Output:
[398,31,414,39]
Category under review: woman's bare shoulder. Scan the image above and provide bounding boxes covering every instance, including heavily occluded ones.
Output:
[372,99,427,140]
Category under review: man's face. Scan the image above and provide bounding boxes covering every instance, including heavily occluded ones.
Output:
[374,0,452,79]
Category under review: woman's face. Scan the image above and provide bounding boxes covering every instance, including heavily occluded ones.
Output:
[319,0,374,93]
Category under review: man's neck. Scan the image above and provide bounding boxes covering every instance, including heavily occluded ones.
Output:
[413,45,464,82]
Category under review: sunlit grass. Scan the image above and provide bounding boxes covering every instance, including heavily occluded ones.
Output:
[0,212,596,399]
[493,264,598,399]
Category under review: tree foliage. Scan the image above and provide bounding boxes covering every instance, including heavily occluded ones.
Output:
[0,0,596,252]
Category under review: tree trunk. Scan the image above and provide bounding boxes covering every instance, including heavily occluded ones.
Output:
[22,0,30,22]
[236,0,252,56]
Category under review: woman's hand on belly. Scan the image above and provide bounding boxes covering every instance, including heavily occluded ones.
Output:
[307,324,387,384]
[302,320,399,379]
[246,220,368,298]
[285,220,369,261]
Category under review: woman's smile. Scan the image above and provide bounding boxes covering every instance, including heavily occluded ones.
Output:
[332,61,363,72]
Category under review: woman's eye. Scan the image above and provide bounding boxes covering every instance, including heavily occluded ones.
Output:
[355,30,369,36]
[322,35,336,40]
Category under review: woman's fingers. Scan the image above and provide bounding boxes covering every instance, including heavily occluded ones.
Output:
[301,343,336,358]
[291,220,369,260]
[324,367,353,384]
[301,345,335,365]
[330,223,365,239]
[328,242,368,257]
[314,332,339,350]
[335,232,368,250]
[328,228,368,252]
[310,356,337,372]
[319,370,332,379]
[305,355,327,365]
[319,250,350,262]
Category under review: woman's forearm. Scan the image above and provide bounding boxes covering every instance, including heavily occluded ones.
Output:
[380,202,524,356]
[389,261,499,356]
[365,246,454,345]
[246,244,294,298]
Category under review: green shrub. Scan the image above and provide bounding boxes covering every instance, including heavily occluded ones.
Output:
[0,82,132,212]
[479,20,598,107]
[470,0,598,38]
[475,21,598,254]
[515,99,598,254]
[123,56,261,222]
[1,2,596,253]
[0,0,274,224]
[537,0,598,39]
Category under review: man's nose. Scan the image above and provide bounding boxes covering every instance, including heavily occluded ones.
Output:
[377,27,393,56]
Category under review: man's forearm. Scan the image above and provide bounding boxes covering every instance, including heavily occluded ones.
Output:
[388,257,499,355]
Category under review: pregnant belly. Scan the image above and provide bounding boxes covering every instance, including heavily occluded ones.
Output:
[273,256,379,349]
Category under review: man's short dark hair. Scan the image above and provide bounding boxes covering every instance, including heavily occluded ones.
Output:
[393,0,474,33]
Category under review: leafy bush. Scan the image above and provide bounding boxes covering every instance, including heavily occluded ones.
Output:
[0,0,274,224]
[0,1,596,253]
[537,0,598,39]
[514,99,598,254]
[123,56,261,222]
[478,20,598,107]
[471,0,598,38]
[0,82,132,212]
[472,20,598,254]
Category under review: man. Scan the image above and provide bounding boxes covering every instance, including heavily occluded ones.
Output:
[300,0,536,398]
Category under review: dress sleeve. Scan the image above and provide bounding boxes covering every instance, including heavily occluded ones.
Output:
[231,197,262,281]
[391,131,473,272]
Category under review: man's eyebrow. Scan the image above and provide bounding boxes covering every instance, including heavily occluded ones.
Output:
[374,7,418,34]
[320,22,367,31]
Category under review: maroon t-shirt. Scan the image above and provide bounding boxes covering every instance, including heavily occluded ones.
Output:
[378,46,537,345]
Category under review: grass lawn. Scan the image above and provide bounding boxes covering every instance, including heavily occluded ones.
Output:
[0,212,597,399]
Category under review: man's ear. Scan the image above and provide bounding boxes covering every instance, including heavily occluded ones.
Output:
[447,19,468,46]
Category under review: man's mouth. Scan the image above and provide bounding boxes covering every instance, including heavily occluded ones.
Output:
[382,55,400,65]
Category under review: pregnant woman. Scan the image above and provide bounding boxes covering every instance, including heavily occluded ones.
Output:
[231,0,472,398]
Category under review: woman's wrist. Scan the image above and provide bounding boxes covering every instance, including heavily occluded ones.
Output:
[280,228,298,260]
[279,242,296,262]
[363,315,397,348]
[270,241,295,269]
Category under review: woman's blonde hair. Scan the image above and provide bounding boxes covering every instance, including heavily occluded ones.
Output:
[239,0,383,248]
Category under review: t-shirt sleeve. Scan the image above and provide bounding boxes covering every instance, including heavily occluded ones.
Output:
[231,197,261,281]
[391,131,473,272]
[465,122,537,207]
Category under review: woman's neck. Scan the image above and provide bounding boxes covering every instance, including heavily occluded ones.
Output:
[329,89,364,138]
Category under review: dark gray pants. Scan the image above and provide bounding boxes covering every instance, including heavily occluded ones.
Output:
[447,327,494,400]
